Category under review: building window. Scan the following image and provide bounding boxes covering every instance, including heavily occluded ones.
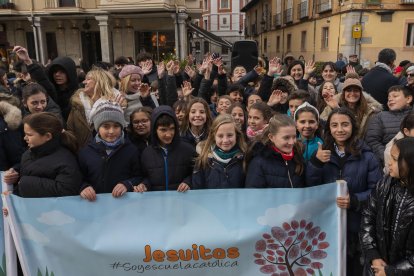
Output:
[223,17,227,25]
[204,19,208,30]
[59,0,76,7]
[406,23,414,47]
[276,36,280,53]
[204,0,208,10]
[322,27,329,49]
[220,0,229,9]
[301,31,307,51]
[287,34,292,52]
[195,42,201,53]
[221,45,229,55]
[264,38,268,52]
[381,14,392,22]
[204,41,209,54]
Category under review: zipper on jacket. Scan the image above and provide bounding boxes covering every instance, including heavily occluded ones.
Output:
[392,188,407,240]
[162,149,169,191]
[285,161,294,188]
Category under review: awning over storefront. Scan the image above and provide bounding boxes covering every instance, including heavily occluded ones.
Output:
[187,23,233,49]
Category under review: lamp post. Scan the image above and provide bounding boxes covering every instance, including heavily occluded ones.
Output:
[260,17,266,55]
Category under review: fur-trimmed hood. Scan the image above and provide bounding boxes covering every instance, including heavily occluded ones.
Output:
[0,100,22,130]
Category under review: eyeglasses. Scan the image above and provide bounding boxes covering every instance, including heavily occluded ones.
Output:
[132,119,150,126]
[408,73,414,77]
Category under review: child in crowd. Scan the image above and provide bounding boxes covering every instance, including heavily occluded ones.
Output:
[247,102,273,141]
[287,90,310,118]
[246,94,262,111]
[317,80,338,114]
[365,85,413,165]
[192,114,247,189]
[294,102,323,161]
[78,101,142,201]
[384,110,414,174]
[216,95,233,115]
[128,106,152,153]
[172,100,187,127]
[228,102,247,133]
[245,114,305,188]
[180,98,212,147]
[3,112,81,197]
[360,137,414,276]
[227,84,244,103]
[136,105,196,192]
[306,107,382,275]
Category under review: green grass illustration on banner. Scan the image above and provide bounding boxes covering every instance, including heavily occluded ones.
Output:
[37,267,55,276]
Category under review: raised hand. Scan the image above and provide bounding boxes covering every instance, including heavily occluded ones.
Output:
[315,142,331,163]
[184,65,196,79]
[157,61,166,79]
[139,83,151,98]
[267,90,283,106]
[166,60,175,76]
[267,57,282,76]
[173,60,181,75]
[181,81,194,97]
[141,60,153,75]
[324,94,339,109]
[13,46,32,65]
[303,60,316,79]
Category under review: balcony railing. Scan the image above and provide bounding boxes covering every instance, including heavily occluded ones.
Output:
[317,0,332,13]
[401,0,414,3]
[283,8,293,23]
[298,1,309,19]
[0,1,15,9]
[274,13,282,27]
[45,0,83,8]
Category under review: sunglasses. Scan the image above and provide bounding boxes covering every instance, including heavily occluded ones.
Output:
[408,73,414,77]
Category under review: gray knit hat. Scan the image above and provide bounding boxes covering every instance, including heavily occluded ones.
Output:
[92,101,126,131]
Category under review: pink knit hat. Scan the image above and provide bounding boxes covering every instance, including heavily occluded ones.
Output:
[118,65,144,79]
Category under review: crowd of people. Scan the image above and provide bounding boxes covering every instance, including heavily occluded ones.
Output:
[1,46,414,276]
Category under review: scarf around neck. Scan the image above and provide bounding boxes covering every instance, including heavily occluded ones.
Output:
[95,131,125,150]
[271,145,294,161]
[212,145,240,165]
[246,124,268,140]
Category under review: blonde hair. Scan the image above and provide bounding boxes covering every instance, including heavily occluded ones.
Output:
[85,67,116,102]
[196,114,247,170]
[119,74,131,94]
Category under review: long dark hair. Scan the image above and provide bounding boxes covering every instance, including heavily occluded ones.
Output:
[23,112,78,153]
[395,137,414,191]
[323,107,360,156]
[401,110,414,135]
[128,106,152,137]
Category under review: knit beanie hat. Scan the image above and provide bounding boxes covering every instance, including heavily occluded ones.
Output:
[119,65,144,79]
[92,101,126,131]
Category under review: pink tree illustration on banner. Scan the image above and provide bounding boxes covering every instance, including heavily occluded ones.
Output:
[253,219,329,276]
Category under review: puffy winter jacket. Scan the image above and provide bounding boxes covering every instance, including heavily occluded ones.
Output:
[360,175,414,276]
[192,153,245,189]
[245,142,305,188]
[141,106,196,191]
[365,107,412,165]
[78,137,143,193]
[18,138,81,197]
[306,141,382,233]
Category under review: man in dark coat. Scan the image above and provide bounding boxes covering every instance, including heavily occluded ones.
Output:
[362,48,400,110]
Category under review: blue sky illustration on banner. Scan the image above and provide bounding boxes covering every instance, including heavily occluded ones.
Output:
[4,183,342,276]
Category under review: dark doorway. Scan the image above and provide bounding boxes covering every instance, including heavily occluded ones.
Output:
[134,31,175,62]
[46,32,58,60]
[81,31,101,71]
[26,32,36,60]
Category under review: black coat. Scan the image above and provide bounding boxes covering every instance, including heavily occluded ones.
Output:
[360,176,414,275]
[18,138,81,197]
[141,106,196,191]
[0,116,24,171]
[78,137,143,193]
[361,66,400,110]
[192,154,245,189]
[245,143,305,188]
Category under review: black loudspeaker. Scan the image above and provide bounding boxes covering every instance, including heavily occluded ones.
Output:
[231,40,258,73]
